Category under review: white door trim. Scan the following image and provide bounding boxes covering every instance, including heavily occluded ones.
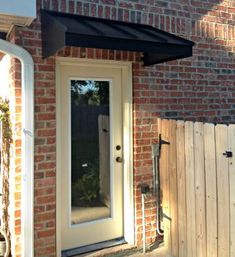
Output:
[56,58,134,256]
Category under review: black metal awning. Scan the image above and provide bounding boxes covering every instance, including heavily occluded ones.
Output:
[41,10,194,66]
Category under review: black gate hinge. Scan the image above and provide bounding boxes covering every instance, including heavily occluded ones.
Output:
[159,134,170,146]
[223,151,233,158]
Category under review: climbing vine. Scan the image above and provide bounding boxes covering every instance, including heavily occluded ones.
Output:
[0,97,12,255]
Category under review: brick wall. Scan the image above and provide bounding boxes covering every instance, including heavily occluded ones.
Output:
[9,57,23,257]
[7,0,235,256]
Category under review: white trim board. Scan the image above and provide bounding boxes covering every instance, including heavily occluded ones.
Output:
[56,58,133,256]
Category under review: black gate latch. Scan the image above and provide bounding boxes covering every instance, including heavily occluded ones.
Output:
[223,151,233,158]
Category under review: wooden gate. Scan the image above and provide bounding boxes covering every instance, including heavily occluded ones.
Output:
[158,119,235,257]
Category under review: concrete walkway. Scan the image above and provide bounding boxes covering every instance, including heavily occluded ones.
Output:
[77,243,160,257]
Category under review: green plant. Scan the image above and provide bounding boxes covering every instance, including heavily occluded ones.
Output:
[0,97,12,256]
[72,167,100,205]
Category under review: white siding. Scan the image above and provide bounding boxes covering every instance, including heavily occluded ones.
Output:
[0,0,36,20]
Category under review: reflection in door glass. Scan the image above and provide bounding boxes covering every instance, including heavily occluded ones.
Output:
[71,80,111,225]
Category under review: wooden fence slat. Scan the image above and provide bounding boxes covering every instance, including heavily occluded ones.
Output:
[176,121,187,257]
[194,122,206,257]
[185,121,196,257]
[215,124,230,257]
[204,124,217,257]
[160,119,171,253]
[159,119,235,257]
[228,125,235,257]
[169,120,178,256]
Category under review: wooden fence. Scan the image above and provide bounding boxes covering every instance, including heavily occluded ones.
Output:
[158,119,235,257]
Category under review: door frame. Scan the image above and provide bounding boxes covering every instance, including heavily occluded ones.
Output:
[56,57,134,256]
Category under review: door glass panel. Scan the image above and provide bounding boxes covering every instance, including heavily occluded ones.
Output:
[71,80,111,225]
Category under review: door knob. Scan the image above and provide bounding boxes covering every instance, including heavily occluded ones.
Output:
[116,157,123,163]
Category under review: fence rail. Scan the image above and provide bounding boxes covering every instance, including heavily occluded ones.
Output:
[158,119,235,257]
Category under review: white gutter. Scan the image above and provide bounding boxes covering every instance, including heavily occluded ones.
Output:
[0,39,34,257]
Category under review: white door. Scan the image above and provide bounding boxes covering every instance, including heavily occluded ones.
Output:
[58,61,124,251]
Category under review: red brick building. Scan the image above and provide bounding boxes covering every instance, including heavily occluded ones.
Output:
[0,0,235,256]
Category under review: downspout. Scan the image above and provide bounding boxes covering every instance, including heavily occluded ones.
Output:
[0,39,34,257]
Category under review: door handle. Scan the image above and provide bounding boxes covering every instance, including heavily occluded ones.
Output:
[116,157,123,163]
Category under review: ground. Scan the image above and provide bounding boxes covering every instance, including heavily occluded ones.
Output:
[77,243,161,257]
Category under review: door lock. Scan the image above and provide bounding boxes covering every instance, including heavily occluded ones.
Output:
[116,145,121,151]
[116,157,123,163]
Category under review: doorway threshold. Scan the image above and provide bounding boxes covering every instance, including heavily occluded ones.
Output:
[62,238,127,257]
[62,240,164,257]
